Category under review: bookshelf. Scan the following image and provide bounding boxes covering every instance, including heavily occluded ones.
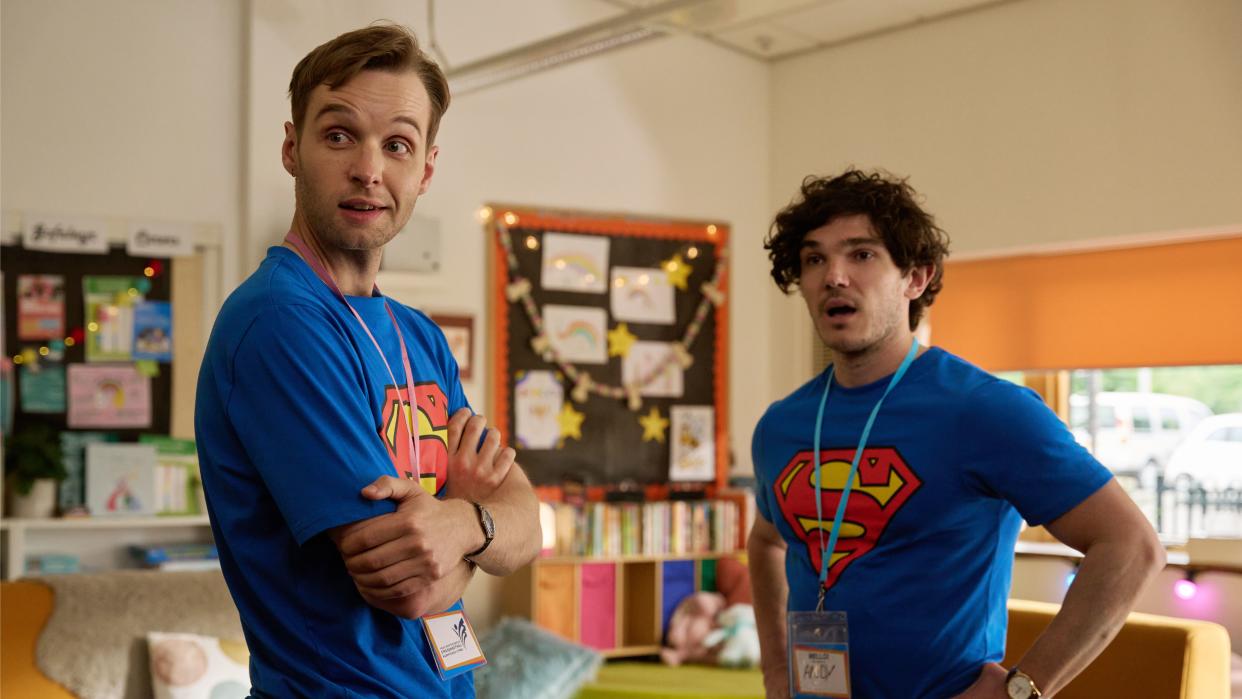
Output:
[501,551,746,659]
[0,515,212,580]
[503,493,755,658]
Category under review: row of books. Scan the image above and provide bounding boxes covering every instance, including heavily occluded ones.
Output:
[544,490,756,558]
[129,542,220,571]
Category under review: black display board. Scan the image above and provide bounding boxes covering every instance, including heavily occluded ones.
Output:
[487,206,729,489]
[2,244,173,439]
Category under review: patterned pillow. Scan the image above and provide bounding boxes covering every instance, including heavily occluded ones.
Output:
[147,631,250,699]
[474,617,602,699]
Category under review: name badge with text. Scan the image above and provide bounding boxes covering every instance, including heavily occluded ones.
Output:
[788,610,851,698]
[421,602,487,680]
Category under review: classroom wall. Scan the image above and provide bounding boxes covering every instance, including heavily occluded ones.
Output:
[1,0,244,440]
[765,0,1242,395]
[0,0,245,289]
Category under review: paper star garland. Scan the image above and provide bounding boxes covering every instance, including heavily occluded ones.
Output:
[531,334,552,360]
[700,281,724,307]
[506,278,532,302]
[492,219,730,412]
[671,342,694,369]
[571,373,594,404]
[608,323,638,358]
[639,407,670,443]
[558,403,585,441]
[626,384,643,412]
[662,254,692,290]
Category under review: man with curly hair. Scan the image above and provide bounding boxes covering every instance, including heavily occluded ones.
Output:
[748,170,1164,698]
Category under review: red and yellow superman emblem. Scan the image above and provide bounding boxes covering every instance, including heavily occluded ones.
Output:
[379,382,450,495]
[773,447,921,591]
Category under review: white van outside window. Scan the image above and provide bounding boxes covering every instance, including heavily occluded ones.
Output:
[1069,392,1213,487]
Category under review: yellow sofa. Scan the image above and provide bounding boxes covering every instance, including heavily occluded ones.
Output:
[2,580,77,698]
[574,599,1233,698]
[3,575,1232,698]
[1003,598,1231,699]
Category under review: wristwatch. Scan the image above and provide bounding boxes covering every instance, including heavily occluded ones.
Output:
[1005,667,1042,699]
[464,501,495,561]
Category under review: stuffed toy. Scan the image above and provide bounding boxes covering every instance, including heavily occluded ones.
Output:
[659,591,727,667]
[703,603,760,669]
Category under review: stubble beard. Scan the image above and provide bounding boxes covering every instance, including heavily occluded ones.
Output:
[294,176,401,253]
[816,303,905,362]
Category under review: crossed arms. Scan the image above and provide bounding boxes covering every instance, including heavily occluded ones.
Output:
[328,408,542,619]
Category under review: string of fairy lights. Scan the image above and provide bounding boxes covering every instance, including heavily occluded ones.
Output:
[490,210,726,430]
[10,260,165,369]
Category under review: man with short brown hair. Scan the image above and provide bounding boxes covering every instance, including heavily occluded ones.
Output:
[196,24,541,697]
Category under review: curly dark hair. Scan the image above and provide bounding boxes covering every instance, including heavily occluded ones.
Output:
[765,169,950,330]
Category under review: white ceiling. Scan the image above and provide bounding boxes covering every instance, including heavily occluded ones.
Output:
[428,0,1010,69]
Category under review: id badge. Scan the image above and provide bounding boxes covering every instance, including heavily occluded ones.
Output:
[787,610,850,698]
[420,601,487,679]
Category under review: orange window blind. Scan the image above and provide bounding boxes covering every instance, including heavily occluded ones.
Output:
[930,234,1242,372]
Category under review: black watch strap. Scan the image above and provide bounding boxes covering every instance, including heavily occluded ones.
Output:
[464,501,495,560]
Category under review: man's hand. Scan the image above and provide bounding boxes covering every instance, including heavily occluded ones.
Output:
[950,662,1007,698]
[335,475,482,601]
[442,408,514,503]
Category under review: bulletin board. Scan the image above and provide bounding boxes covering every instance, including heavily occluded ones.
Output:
[487,205,729,490]
[1,244,174,438]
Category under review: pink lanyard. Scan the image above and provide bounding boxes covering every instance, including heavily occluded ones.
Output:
[284,231,421,480]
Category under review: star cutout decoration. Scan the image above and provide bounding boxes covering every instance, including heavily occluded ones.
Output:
[608,322,638,358]
[662,254,692,290]
[639,407,670,443]
[558,403,585,441]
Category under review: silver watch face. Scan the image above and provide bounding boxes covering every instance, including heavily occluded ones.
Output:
[1007,675,1033,699]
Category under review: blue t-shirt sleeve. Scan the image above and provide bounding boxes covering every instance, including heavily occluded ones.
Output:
[751,412,775,524]
[227,304,397,544]
[961,380,1112,526]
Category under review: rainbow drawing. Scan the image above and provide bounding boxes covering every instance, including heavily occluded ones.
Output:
[626,287,655,308]
[556,320,600,348]
[549,253,603,281]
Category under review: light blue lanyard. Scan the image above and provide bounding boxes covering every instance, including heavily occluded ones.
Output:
[813,339,920,610]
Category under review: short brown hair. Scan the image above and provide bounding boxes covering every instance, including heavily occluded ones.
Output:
[766,169,950,331]
[288,23,450,144]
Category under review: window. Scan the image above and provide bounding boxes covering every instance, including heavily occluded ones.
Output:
[1060,365,1242,539]
[1160,407,1179,431]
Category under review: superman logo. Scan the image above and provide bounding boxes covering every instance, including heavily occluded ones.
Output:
[379,382,450,495]
[773,447,921,591]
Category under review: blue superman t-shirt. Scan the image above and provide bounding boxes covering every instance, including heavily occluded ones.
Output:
[752,348,1111,699]
[195,246,474,698]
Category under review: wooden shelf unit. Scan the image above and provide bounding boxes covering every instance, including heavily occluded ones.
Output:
[502,551,745,658]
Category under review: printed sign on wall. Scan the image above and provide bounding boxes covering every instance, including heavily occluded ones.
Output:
[23,214,109,254]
